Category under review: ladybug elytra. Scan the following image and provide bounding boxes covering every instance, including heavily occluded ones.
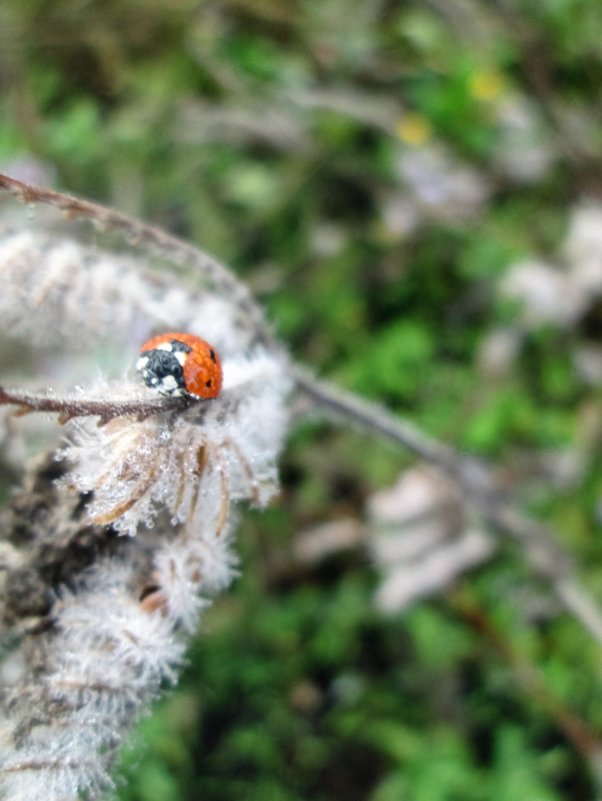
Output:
[137,333,222,399]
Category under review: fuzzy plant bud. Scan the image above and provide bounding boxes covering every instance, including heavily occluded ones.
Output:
[0,177,291,800]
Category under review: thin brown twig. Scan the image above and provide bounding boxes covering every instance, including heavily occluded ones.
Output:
[0,385,191,425]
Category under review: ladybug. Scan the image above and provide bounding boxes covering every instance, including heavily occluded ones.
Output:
[136,333,223,399]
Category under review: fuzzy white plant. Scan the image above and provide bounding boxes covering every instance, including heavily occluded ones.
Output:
[0,177,291,800]
[59,354,289,537]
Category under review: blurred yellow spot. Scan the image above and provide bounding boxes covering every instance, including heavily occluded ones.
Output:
[469,69,505,101]
[395,113,432,146]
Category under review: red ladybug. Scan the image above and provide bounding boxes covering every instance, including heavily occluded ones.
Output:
[137,333,222,399]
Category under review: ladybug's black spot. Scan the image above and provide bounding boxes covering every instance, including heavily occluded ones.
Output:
[206,379,212,388]
[170,340,192,353]
[209,349,216,363]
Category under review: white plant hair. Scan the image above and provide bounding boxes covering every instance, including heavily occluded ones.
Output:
[0,181,291,799]
[0,226,270,355]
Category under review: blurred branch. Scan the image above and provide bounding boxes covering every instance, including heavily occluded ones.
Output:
[454,589,602,784]
[293,366,602,645]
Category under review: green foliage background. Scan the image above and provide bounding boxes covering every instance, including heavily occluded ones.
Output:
[1,1,601,799]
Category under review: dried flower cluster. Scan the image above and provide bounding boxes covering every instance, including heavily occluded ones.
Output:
[60,354,288,538]
[0,180,291,800]
[368,466,494,612]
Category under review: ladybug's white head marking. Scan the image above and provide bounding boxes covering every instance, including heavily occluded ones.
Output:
[160,375,180,393]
